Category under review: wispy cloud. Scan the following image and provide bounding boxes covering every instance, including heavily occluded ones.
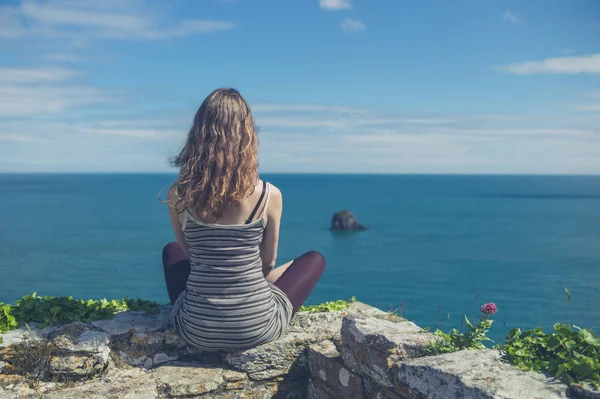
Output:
[0,67,80,82]
[503,10,521,24]
[319,0,352,11]
[2,100,600,173]
[0,84,110,117]
[0,0,235,43]
[340,18,365,33]
[575,91,600,112]
[0,67,110,117]
[497,53,600,75]
[42,52,114,62]
[252,103,367,113]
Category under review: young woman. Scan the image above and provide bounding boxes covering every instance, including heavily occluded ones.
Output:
[163,88,325,351]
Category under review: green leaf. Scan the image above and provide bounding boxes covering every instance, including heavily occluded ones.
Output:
[463,315,474,331]
[565,287,572,302]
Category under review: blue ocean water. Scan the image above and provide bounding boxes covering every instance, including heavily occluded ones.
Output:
[0,174,598,342]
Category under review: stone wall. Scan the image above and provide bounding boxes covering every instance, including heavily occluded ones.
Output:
[0,302,598,399]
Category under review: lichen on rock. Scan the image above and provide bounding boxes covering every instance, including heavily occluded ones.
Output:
[0,301,594,399]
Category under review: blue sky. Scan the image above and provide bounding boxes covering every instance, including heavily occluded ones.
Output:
[0,0,599,174]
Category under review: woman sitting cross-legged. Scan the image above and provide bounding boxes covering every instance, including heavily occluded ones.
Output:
[162,88,326,351]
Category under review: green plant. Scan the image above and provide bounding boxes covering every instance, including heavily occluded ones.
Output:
[424,302,497,356]
[565,287,572,325]
[502,323,600,387]
[0,293,160,336]
[298,296,356,313]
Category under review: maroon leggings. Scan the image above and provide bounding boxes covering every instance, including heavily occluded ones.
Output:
[162,242,325,314]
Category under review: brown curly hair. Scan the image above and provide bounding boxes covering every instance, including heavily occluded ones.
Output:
[171,88,259,221]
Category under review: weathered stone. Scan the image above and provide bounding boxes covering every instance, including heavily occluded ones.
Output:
[110,330,166,369]
[153,362,248,397]
[0,301,582,399]
[41,372,159,399]
[163,329,187,350]
[91,305,171,336]
[308,378,337,399]
[346,301,390,318]
[0,324,59,348]
[569,383,600,399]
[46,323,110,379]
[362,377,406,399]
[49,354,105,379]
[330,210,366,231]
[0,387,16,399]
[0,373,49,398]
[340,315,437,387]
[307,340,363,398]
[48,323,110,358]
[224,311,343,380]
[394,349,568,399]
[224,335,308,381]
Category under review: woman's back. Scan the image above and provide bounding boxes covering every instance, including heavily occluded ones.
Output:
[170,182,293,351]
[163,88,324,352]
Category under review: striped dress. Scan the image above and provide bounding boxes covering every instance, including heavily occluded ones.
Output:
[170,183,293,351]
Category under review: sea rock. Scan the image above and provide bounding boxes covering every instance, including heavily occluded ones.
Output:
[330,210,366,231]
[393,349,569,399]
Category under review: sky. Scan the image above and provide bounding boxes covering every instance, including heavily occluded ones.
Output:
[0,0,599,174]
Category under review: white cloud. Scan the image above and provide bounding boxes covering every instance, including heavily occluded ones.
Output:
[0,84,109,116]
[575,91,600,112]
[252,103,367,113]
[503,10,521,24]
[0,67,109,116]
[79,127,181,139]
[319,0,351,11]
[0,67,79,82]
[42,53,113,62]
[577,104,600,112]
[2,93,600,173]
[0,0,235,42]
[340,18,365,33]
[497,54,600,75]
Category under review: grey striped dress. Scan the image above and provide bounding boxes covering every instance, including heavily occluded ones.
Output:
[170,183,293,351]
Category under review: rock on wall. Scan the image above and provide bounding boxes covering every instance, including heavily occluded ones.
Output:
[0,302,598,399]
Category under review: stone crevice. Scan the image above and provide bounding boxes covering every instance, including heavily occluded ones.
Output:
[0,302,598,399]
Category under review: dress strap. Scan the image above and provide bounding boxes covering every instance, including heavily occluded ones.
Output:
[246,181,266,224]
[261,183,271,219]
[182,209,189,231]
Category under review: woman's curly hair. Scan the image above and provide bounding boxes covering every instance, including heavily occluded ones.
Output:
[171,88,259,221]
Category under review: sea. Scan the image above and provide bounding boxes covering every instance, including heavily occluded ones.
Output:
[0,174,598,342]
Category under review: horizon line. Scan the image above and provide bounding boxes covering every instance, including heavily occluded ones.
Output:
[1,172,599,177]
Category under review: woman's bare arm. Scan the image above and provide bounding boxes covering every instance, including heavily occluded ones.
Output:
[167,186,191,259]
[260,185,283,277]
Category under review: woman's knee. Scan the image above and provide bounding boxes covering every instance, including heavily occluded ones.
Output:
[163,242,187,266]
[303,251,326,271]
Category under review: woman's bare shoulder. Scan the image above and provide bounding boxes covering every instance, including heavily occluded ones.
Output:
[266,183,282,208]
[166,185,180,211]
[167,185,177,199]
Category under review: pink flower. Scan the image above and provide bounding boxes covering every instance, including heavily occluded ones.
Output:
[481,303,498,315]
